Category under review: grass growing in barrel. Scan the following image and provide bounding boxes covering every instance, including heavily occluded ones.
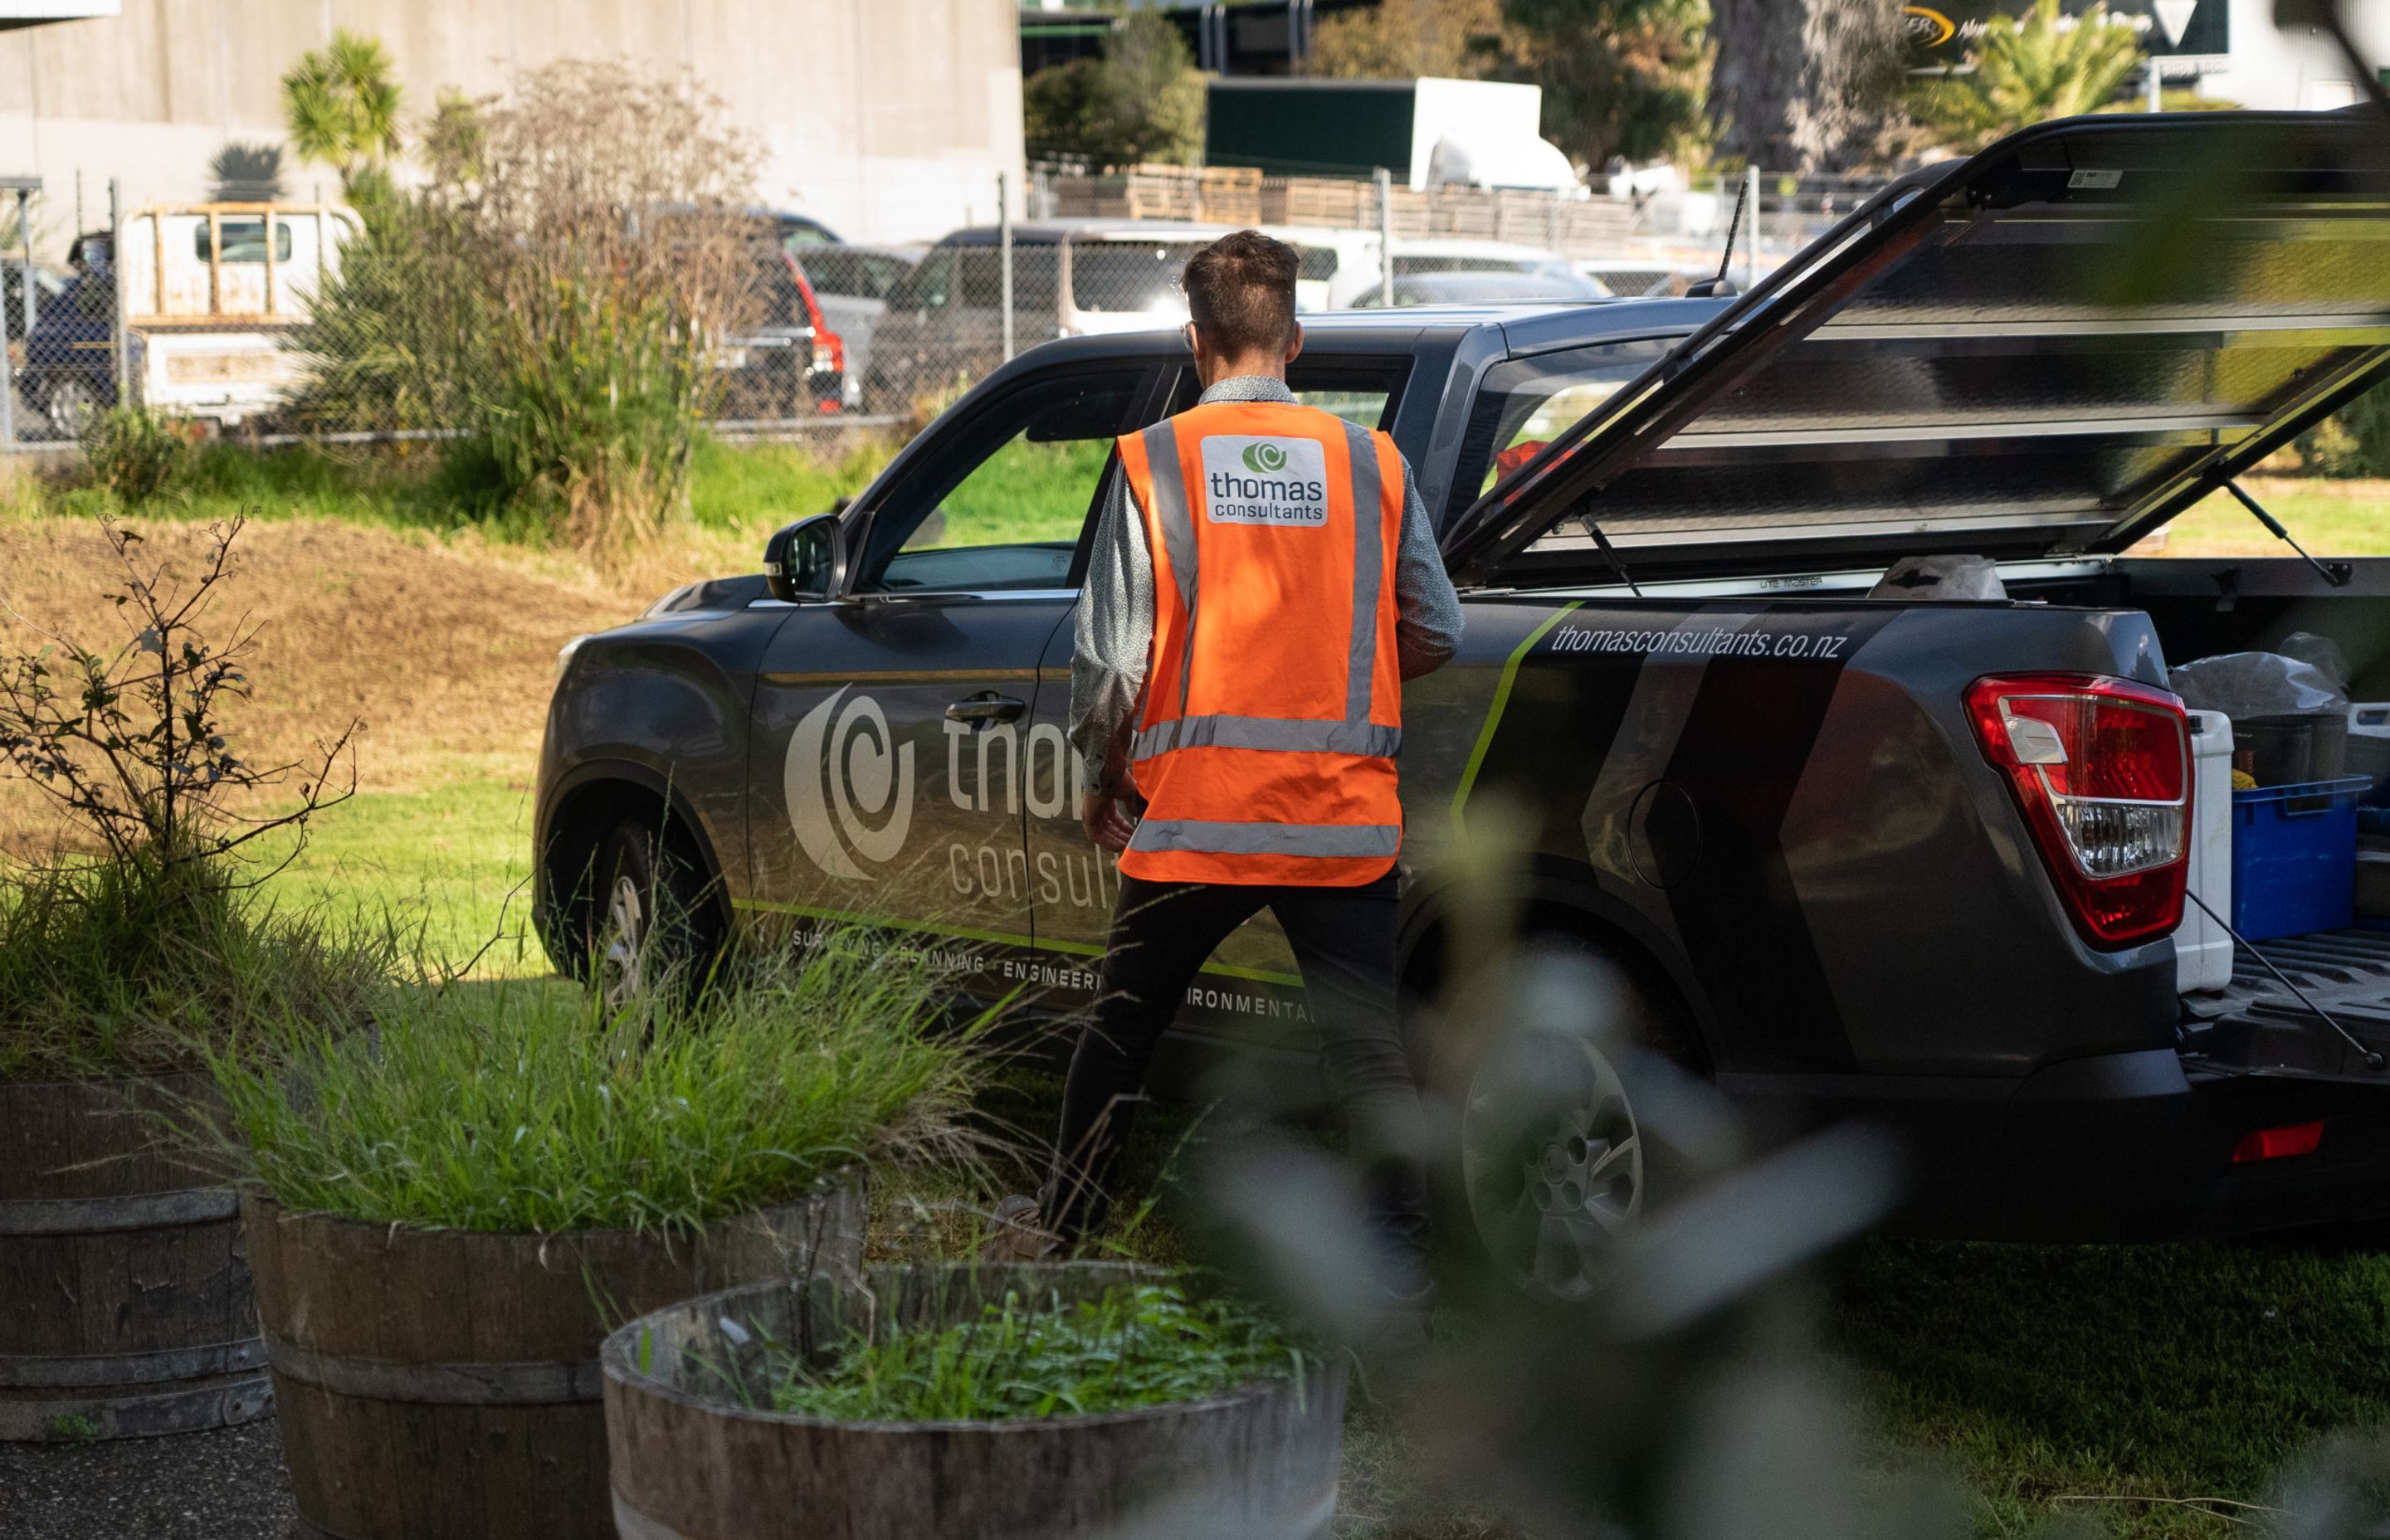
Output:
[751,1282,1309,1423]
[0,856,397,1083]
[207,931,1002,1235]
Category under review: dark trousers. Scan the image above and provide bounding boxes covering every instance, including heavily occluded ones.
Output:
[1036,870,1429,1268]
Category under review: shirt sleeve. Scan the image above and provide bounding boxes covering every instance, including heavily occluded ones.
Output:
[1068,467,1153,797]
[1394,459,1464,680]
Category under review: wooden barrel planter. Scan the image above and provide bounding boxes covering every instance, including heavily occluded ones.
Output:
[602,1263,1348,1540]
[243,1172,868,1540]
[0,1072,270,1441]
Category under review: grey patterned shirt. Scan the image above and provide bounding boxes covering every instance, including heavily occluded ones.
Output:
[1070,373,1466,794]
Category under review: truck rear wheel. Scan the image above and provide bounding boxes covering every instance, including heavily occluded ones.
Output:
[43,377,100,438]
[1452,938,1705,1300]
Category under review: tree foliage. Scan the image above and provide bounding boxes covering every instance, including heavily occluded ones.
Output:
[1308,0,1707,169]
[1507,0,1710,168]
[1911,0,2144,153]
[1708,0,1910,172]
[281,28,404,201]
[1309,0,1507,80]
[1024,14,1205,168]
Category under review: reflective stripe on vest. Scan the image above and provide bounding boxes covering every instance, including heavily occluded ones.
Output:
[1130,714,1401,760]
[1129,818,1403,859]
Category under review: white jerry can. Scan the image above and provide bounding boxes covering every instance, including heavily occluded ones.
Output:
[2178,708,2236,994]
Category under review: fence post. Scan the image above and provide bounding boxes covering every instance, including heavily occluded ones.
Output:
[1374,167,1395,306]
[109,178,129,406]
[1744,164,1762,292]
[998,172,1015,363]
[18,187,36,334]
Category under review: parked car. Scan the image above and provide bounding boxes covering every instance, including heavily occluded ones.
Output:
[18,268,130,436]
[863,221,1342,411]
[1315,236,1599,308]
[1354,268,1612,308]
[770,211,841,250]
[21,202,362,434]
[1575,258,1729,298]
[536,113,2390,1287]
[714,243,846,420]
[795,245,922,412]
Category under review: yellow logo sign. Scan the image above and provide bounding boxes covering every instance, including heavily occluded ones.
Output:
[1905,5,1958,46]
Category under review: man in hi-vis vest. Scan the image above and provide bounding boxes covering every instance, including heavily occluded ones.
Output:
[989,231,1464,1284]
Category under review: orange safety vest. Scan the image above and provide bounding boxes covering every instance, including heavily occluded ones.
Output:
[1115,398,1407,886]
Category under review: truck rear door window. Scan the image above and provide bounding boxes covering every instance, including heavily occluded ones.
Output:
[1158,358,1412,432]
[1446,339,1679,526]
[197,219,293,264]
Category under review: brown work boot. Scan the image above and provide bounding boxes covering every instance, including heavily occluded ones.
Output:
[981,1195,1061,1264]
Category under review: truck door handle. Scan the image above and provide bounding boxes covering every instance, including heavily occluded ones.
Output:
[945,693,1026,725]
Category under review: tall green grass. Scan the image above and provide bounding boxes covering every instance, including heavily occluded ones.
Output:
[758,1282,1308,1423]
[0,855,396,1084]
[207,932,1004,1235]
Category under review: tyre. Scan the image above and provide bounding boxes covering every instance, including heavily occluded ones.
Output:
[43,375,100,438]
[578,815,724,1008]
[1452,939,1708,1299]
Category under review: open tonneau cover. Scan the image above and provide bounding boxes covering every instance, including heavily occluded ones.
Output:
[1443,110,2390,587]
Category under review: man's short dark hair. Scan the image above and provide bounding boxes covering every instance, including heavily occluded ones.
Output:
[1183,230,1298,358]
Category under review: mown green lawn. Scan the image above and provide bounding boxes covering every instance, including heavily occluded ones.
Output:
[2163,479,2390,558]
[266,777,545,977]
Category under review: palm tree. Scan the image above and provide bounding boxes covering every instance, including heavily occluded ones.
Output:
[282,30,403,199]
[1914,0,2144,152]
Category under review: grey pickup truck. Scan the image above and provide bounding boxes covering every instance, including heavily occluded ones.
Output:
[536,111,2390,1284]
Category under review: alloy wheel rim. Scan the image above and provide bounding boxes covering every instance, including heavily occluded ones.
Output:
[47,381,95,437]
[1461,1030,1643,1300]
[600,873,646,1010]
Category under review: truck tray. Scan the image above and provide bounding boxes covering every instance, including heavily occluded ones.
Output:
[2184,929,2390,1075]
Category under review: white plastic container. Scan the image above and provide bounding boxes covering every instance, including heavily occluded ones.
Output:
[2346,702,2390,800]
[2178,709,2236,994]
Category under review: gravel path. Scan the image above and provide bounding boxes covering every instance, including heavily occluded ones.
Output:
[0,1417,295,1539]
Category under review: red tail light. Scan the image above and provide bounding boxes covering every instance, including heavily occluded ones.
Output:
[786,256,845,375]
[1964,674,2191,949]
[2232,1121,2324,1162]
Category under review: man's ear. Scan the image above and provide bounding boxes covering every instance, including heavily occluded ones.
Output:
[1283,323,1305,365]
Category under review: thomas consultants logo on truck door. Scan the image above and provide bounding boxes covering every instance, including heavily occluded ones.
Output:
[1201,436,1329,526]
[784,688,914,880]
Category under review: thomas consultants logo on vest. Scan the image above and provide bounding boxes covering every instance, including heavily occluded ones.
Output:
[1198,436,1329,527]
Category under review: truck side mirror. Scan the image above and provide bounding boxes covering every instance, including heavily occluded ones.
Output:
[763,512,846,602]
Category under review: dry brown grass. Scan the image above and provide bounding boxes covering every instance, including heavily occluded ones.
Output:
[0,516,648,856]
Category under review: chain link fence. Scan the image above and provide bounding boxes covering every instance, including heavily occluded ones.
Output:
[0,165,1885,459]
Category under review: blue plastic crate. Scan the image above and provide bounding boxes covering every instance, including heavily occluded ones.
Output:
[2231,776,2371,942]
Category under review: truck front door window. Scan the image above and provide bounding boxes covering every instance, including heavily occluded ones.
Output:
[863,369,1143,595]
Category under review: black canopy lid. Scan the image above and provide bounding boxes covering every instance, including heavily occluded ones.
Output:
[1441,110,2390,586]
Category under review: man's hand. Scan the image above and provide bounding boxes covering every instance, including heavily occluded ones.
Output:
[1082,780,1140,854]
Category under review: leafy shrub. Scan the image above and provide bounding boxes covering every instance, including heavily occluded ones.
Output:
[761,1283,1308,1422]
[206,932,1002,1234]
[1910,0,2143,152]
[287,61,762,562]
[0,517,383,1082]
[80,406,194,506]
[2295,383,2390,479]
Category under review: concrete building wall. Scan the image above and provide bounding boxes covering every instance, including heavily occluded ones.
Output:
[0,0,1022,251]
[2203,0,2390,109]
